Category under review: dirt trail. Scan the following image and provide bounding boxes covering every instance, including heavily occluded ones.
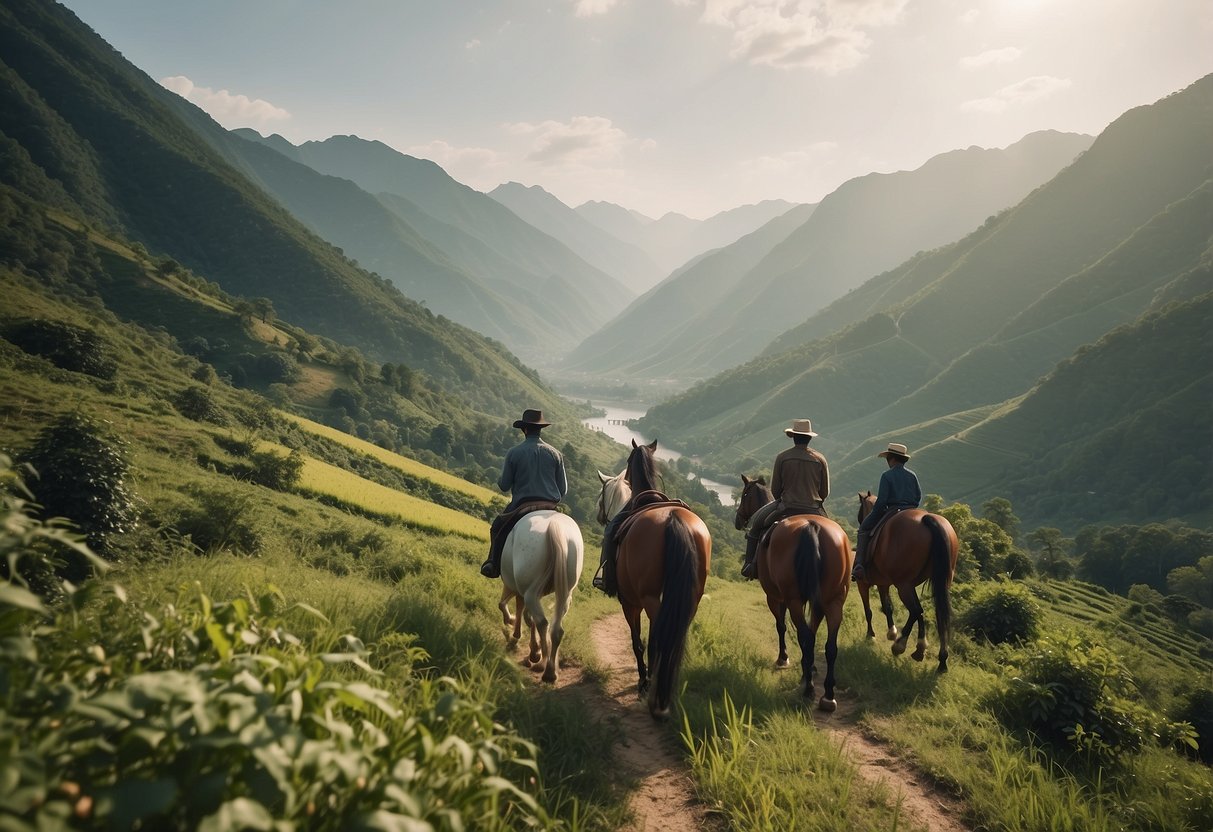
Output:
[526,616,970,832]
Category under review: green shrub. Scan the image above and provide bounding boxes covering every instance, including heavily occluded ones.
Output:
[173,385,227,423]
[247,448,303,491]
[5,318,117,379]
[1001,549,1035,579]
[0,487,556,831]
[172,486,261,554]
[998,633,1187,767]
[960,580,1042,644]
[19,412,138,564]
[1175,687,1213,763]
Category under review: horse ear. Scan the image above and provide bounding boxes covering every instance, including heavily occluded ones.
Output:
[598,470,611,484]
[866,490,873,497]
[647,439,657,451]
[631,439,638,449]
[741,474,751,485]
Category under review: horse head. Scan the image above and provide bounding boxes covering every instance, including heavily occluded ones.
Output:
[625,439,660,494]
[857,490,875,524]
[597,468,631,525]
[735,474,772,530]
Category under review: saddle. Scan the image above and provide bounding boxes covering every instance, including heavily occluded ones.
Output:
[869,506,913,549]
[758,506,828,550]
[490,500,560,562]
[612,490,691,544]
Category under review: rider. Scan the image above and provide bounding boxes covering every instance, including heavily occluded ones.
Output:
[741,419,830,580]
[851,442,921,582]
[479,409,568,579]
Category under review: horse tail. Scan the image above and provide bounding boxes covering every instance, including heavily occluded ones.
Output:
[923,515,952,638]
[652,513,699,711]
[547,515,571,616]
[794,523,822,607]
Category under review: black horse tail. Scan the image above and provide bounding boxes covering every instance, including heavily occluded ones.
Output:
[651,513,699,714]
[923,515,952,639]
[794,524,822,607]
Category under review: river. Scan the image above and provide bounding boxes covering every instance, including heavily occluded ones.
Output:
[580,401,736,505]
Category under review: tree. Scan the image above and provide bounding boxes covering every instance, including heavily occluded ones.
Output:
[981,497,1021,541]
[252,297,276,324]
[232,298,256,325]
[1166,555,1213,606]
[1029,527,1074,580]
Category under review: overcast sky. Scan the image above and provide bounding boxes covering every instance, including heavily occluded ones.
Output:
[62,0,1212,219]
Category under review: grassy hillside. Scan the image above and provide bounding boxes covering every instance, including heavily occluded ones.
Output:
[0,0,560,413]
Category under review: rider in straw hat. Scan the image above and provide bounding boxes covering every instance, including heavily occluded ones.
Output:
[741,418,830,580]
[480,409,568,579]
[851,442,922,582]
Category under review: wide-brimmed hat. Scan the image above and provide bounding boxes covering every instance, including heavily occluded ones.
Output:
[877,442,911,460]
[784,419,818,438]
[513,408,551,429]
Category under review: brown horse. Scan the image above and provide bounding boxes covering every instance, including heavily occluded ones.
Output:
[735,475,852,710]
[597,440,711,718]
[856,491,959,673]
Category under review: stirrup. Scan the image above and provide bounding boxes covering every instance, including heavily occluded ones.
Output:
[480,560,499,579]
[592,574,606,591]
[740,560,757,580]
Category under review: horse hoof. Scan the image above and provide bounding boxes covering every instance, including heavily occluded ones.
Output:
[937,660,949,675]
[649,705,670,721]
[891,640,907,656]
[911,649,926,662]
[506,637,519,650]
[775,658,789,668]
[818,697,837,712]
[886,628,899,641]
[866,632,876,640]
[542,668,557,684]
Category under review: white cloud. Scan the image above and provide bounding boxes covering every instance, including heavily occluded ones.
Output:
[958,8,979,24]
[960,75,1072,113]
[465,38,482,49]
[406,140,501,170]
[691,0,909,72]
[160,75,289,126]
[573,0,620,16]
[507,116,652,166]
[959,46,1022,68]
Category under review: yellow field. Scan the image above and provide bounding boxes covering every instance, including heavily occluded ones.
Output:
[259,442,489,540]
[280,412,501,505]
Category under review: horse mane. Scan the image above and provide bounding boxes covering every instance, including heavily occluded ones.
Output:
[626,442,659,493]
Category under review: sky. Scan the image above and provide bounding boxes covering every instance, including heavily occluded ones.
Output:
[61,0,1213,219]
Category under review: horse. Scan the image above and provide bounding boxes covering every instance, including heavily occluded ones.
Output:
[735,475,852,711]
[856,491,958,673]
[596,439,711,719]
[496,511,584,684]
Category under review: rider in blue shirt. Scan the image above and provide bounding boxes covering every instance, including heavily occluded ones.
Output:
[480,409,568,579]
[851,442,921,582]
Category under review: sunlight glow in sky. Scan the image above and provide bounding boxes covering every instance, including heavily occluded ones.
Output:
[62,0,1212,218]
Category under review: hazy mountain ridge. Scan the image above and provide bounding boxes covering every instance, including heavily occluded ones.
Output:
[488,181,665,295]
[578,130,1093,380]
[574,198,799,276]
[638,75,1213,529]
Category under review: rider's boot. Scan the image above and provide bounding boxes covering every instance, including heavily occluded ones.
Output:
[851,531,870,582]
[740,535,759,580]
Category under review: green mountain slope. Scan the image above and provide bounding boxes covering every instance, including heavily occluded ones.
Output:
[488,181,664,295]
[589,131,1093,380]
[639,75,1213,529]
[560,203,818,379]
[244,133,636,351]
[0,0,552,413]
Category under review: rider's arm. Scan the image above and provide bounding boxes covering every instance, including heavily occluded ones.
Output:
[769,456,784,500]
[820,456,830,501]
[555,453,568,500]
[498,448,516,493]
[871,470,892,516]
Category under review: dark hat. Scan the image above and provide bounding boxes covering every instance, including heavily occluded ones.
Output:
[877,442,911,460]
[513,409,551,429]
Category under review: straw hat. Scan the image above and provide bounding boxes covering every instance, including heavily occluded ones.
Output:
[513,409,551,429]
[784,419,818,438]
[877,442,911,460]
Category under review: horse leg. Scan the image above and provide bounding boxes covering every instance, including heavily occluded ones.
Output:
[643,597,661,701]
[818,601,844,712]
[892,584,923,658]
[936,606,950,675]
[544,594,570,684]
[912,604,929,663]
[768,597,790,667]
[859,584,876,639]
[498,585,514,628]
[623,604,648,695]
[790,602,815,698]
[522,588,549,674]
[879,586,898,641]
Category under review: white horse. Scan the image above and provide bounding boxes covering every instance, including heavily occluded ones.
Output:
[497,511,584,684]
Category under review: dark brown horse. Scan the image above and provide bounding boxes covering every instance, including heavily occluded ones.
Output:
[856,491,959,673]
[735,475,852,710]
[597,440,711,718]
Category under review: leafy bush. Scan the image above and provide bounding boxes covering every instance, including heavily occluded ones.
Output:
[20,412,138,563]
[960,580,1042,644]
[0,478,557,830]
[1175,688,1213,763]
[998,634,1192,767]
[173,385,228,423]
[1001,549,1035,579]
[5,318,117,379]
[246,448,304,491]
[172,486,261,554]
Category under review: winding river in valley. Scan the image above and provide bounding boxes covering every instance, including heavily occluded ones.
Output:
[580,401,735,505]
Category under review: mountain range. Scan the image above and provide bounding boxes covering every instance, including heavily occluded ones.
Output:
[638,74,1213,530]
